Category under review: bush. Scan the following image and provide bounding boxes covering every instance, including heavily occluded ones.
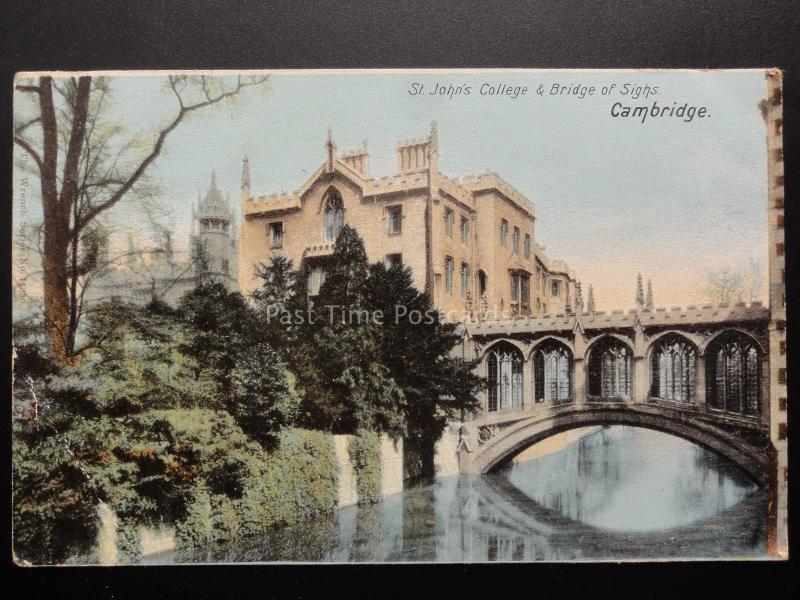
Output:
[348,430,382,505]
[237,428,339,539]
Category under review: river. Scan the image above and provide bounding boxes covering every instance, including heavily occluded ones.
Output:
[146,425,768,563]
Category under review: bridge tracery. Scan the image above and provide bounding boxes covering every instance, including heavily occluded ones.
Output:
[456,302,771,483]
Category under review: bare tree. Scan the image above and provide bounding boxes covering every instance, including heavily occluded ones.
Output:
[700,258,764,304]
[14,74,269,363]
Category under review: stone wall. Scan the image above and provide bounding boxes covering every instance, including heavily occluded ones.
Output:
[95,434,404,563]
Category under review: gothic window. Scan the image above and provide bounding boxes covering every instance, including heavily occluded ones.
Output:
[486,343,524,412]
[444,207,454,238]
[533,341,572,403]
[387,205,402,234]
[308,265,326,296]
[460,216,470,244]
[460,262,470,299]
[524,233,531,259]
[512,226,520,254]
[269,222,283,248]
[706,332,761,416]
[500,219,509,246]
[222,259,229,274]
[551,280,561,297]
[510,271,530,314]
[650,335,697,404]
[444,256,454,294]
[477,270,487,298]
[323,190,344,241]
[385,253,402,268]
[588,337,632,400]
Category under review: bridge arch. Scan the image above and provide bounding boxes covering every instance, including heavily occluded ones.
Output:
[466,406,769,487]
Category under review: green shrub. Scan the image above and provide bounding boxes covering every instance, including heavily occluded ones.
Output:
[175,428,338,549]
[238,428,338,538]
[116,518,142,563]
[348,430,382,505]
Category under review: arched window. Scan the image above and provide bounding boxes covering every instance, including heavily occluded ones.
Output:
[706,332,761,416]
[486,343,524,412]
[588,337,632,400]
[533,341,572,404]
[323,190,344,241]
[650,335,697,404]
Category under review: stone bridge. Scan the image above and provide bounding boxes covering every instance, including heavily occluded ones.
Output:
[452,302,773,487]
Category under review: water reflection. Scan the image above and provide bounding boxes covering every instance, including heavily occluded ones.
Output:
[146,426,767,563]
[503,426,759,532]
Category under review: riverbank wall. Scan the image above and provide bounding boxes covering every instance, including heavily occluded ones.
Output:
[96,433,403,564]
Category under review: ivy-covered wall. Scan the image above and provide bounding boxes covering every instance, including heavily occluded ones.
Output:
[347,431,383,506]
[175,427,338,550]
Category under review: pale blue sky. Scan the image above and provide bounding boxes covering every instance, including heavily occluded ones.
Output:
[15,70,769,309]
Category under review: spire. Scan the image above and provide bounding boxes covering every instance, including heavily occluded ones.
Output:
[645,278,654,310]
[575,281,584,312]
[635,273,645,309]
[587,284,596,313]
[325,128,336,173]
[241,155,251,190]
[429,121,439,174]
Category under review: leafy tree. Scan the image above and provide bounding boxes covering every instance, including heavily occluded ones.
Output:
[252,255,306,353]
[366,262,484,481]
[13,289,302,563]
[231,342,300,448]
[304,226,406,436]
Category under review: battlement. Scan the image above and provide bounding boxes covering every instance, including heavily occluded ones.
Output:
[395,136,432,173]
[340,144,369,177]
[457,172,534,217]
[463,301,770,335]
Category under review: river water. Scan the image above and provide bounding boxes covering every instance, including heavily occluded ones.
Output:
[150,425,768,563]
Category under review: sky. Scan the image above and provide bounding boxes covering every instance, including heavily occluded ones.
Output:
[13,70,770,310]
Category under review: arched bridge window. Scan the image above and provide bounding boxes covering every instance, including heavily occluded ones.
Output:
[650,335,697,404]
[706,332,761,417]
[588,337,632,400]
[533,341,572,404]
[323,190,344,241]
[486,343,524,412]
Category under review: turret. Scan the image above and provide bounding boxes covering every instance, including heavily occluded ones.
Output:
[192,171,236,286]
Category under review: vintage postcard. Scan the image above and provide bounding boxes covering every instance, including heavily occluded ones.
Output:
[11,69,787,564]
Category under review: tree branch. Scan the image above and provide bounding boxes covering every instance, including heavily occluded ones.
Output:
[77,75,267,230]
[13,135,43,173]
[16,84,41,94]
[15,117,42,135]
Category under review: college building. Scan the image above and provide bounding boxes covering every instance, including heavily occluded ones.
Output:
[238,124,576,319]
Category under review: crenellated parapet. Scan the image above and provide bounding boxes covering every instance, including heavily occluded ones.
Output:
[457,172,535,218]
[463,301,769,337]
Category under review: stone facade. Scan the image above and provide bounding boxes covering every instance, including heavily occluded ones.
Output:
[763,69,788,557]
[455,300,773,486]
[238,124,576,318]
